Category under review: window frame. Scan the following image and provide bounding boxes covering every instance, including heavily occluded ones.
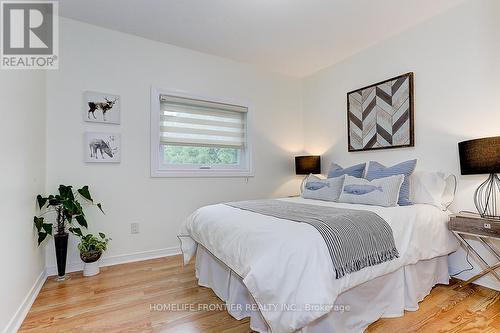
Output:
[150,87,253,178]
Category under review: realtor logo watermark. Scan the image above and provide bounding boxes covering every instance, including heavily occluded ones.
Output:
[1,1,58,69]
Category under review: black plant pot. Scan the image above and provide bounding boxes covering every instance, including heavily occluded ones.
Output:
[54,233,69,281]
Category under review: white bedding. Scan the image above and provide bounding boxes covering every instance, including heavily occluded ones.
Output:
[179,197,459,333]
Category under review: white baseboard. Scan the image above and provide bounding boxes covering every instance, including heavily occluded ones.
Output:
[2,270,47,333]
[45,246,181,276]
[450,267,500,291]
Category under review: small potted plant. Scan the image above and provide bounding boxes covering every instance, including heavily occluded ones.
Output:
[78,232,110,276]
[34,185,104,281]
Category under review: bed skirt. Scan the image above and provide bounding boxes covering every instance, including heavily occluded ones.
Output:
[194,246,450,333]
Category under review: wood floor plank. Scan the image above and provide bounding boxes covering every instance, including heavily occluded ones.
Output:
[19,255,500,332]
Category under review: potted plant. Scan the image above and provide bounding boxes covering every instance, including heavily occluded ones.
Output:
[78,232,110,276]
[34,185,103,281]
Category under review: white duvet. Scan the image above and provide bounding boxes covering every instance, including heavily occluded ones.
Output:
[179,197,459,333]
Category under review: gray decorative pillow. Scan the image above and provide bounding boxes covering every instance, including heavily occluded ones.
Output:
[338,175,404,207]
[302,175,345,202]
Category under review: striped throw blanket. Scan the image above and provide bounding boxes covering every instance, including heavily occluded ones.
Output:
[225,200,399,279]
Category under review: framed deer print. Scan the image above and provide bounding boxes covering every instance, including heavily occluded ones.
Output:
[85,132,121,163]
[347,72,414,152]
[84,91,120,124]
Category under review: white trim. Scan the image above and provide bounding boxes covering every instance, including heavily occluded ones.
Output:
[453,271,500,291]
[3,270,47,333]
[449,263,500,291]
[150,87,254,178]
[152,168,254,178]
[45,246,181,276]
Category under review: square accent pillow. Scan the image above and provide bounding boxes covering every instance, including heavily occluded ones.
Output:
[339,175,404,207]
[302,174,345,202]
[366,159,417,206]
[410,171,457,210]
[327,163,366,179]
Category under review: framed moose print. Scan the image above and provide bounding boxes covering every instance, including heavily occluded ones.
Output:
[85,132,121,163]
[84,91,120,124]
[347,72,414,152]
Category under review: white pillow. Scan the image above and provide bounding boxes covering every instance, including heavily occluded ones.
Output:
[410,171,457,210]
[441,172,458,209]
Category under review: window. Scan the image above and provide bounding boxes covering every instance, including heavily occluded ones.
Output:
[151,89,252,177]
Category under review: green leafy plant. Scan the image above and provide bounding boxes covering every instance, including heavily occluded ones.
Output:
[77,232,110,254]
[78,232,110,263]
[33,185,104,245]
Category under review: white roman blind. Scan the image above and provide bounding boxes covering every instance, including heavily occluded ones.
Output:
[160,95,247,148]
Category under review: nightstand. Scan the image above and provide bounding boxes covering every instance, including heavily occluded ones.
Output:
[448,213,500,287]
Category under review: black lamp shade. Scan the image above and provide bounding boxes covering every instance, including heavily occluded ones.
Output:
[295,156,320,175]
[458,136,500,175]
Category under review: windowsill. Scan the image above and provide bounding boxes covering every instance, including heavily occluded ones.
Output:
[151,169,254,178]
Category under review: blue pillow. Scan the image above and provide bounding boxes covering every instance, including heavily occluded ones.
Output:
[366,160,417,206]
[328,163,366,179]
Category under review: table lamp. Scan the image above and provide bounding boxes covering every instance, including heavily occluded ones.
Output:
[295,155,321,192]
[458,136,500,219]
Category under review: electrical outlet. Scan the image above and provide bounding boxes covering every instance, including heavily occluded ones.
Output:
[484,223,491,229]
[131,222,140,234]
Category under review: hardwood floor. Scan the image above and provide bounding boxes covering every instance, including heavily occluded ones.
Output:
[19,255,500,333]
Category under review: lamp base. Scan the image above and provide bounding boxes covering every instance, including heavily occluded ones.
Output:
[474,173,500,219]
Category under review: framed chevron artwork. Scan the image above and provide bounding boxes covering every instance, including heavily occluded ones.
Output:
[347,72,414,152]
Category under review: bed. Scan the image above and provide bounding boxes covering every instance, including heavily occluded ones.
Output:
[179,197,459,333]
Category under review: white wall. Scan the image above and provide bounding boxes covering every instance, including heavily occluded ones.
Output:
[0,71,46,332]
[45,18,304,270]
[302,0,500,289]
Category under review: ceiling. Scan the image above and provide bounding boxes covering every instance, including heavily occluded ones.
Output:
[59,0,464,77]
